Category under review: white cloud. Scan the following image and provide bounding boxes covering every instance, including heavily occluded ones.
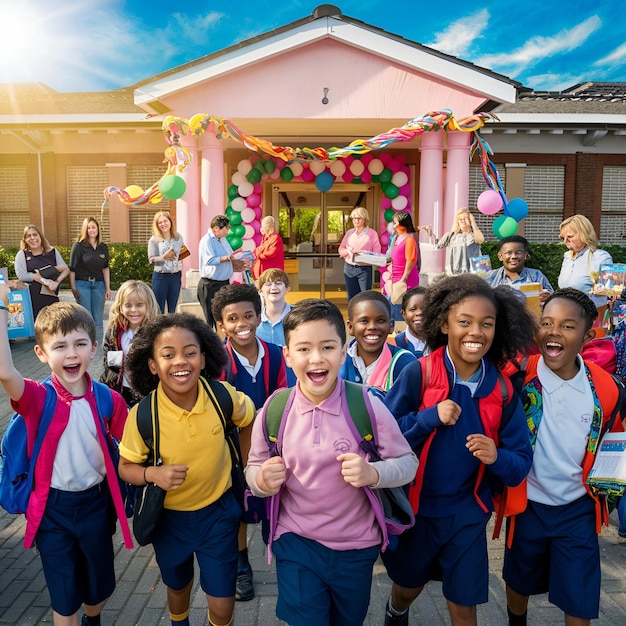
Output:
[476,15,602,75]
[523,73,581,92]
[425,9,490,58]
[594,41,626,67]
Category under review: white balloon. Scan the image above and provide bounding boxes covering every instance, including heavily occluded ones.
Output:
[290,162,303,176]
[330,160,346,176]
[238,182,254,198]
[241,208,256,223]
[237,159,253,175]
[350,160,365,176]
[391,195,408,211]
[231,197,247,212]
[309,161,326,175]
[391,171,408,187]
[244,225,256,239]
[231,171,246,186]
[368,159,384,175]
[241,239,256,252]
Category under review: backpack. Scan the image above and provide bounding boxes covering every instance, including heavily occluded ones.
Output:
[581,322,626,384]
[263,380,415,552]
[0,378,114,515]
[134,376,245,513]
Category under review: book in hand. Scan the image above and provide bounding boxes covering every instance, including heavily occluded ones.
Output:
[38,265,61,281]
[586,432,626,494]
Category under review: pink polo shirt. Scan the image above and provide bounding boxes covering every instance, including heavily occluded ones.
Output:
[247,379,413,551]
[338,227,381,266]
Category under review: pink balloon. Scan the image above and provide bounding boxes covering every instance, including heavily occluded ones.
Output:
[477,189,503,215]
[400,184,411,195]
[380,232,390,246]
[253,183,262,193]
[250,219,261,232]
[388,159,400,173]
[360,170,372,183]
[380,153,392,165]
[380,197,392,209]
[261,173,269,181]
[247,193,261,207]
[253,234,262,246]
[301,168,315,182]
[342,170,354,183]
[361,153,373,165]
[254,206,263,219]
[270,169,281,180]
[274,159,285,170]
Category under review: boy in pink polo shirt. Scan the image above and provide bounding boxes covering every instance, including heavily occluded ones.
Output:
[245,299,418,626]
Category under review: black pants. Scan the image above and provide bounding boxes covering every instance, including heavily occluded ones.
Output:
[197,277,230,329]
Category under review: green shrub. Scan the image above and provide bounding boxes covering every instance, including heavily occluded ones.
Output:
[0,244,153,290]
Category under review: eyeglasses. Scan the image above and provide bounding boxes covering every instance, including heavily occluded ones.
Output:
[351,216,364,220]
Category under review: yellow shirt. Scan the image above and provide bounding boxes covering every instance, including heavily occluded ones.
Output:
[119,379,255,511]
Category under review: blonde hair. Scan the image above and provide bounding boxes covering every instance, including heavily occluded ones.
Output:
[559,214,598,252]
[350,206,370,226]
[20,224,52,253]
[454,209,471,232]
[151,211,179,240]
[108,280,161,329]
[78,216,101,245]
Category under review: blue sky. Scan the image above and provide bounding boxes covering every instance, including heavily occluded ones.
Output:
[1,0,624,93]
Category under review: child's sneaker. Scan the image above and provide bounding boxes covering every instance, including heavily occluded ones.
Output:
[384,597,409,626]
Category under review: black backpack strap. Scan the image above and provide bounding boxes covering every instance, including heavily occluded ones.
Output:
[136,391,159,466]
[201,377,234,423]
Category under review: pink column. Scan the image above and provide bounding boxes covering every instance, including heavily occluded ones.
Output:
[444,131,471,231]
[418,132,444,237]
[176,137,200,279]
[200,129,225,235]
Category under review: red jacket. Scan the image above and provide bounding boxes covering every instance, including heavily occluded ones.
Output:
[252,232,284,279]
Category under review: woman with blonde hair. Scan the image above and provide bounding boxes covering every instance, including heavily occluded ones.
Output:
[69,216,110,345]
[148,210,185,313]
[338,206,382,300]
[14,224,69,319]
[558,214,612,308]
[436,208,485,275]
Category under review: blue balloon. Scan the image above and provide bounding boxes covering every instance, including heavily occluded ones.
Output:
[505,198,529,222]
[315,171,335,192]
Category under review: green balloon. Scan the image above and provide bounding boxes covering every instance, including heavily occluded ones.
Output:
[227,185,240,200]
[382,182,399,199]
[228,211,242,225]
[371,174,380,183]
[280,167,294,181]
[384,209,395,222]
[159,175,186,200]
[231,224,246,237]
[264,159,276,174]
[379,168,393,183]
[227,236,243,250]
[254,160,266,173]
[246,168,262,183]
[492,215,518,239]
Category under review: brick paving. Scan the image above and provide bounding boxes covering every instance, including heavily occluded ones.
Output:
[1,295,626,624]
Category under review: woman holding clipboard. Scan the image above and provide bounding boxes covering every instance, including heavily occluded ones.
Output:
[14,224,69,319]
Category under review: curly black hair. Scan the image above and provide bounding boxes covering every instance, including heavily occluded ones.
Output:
[422,273,538,366]
[543,287,598,331]
[124,313,228,397]
[347,290,391,320]
[210,283,262,323]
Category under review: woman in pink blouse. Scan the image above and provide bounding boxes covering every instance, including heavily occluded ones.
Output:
[338,207,382,300]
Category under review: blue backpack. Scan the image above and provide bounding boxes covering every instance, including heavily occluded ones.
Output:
[0,378,113,515]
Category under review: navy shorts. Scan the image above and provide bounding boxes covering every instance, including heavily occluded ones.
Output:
[272,532,379,626]
[382,506,490,606]
[36,483,115,616]
[503,495,600,619]
[152,490,241,597]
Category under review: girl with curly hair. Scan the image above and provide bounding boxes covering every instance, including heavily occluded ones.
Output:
[381,273,538,626]
[118,313,255,626]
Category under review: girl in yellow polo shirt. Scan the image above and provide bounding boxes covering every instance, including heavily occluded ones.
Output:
[119,313,255,626]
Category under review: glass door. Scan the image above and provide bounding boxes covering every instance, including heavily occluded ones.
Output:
[272,183,375,299]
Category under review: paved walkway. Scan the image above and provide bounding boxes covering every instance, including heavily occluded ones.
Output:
[1,314,626,624]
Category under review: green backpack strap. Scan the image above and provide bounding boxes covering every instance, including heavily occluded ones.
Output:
[264,388,292,444]
[344,380,374,443]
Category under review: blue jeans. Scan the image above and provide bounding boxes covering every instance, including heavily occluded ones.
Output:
[151,271,181,313]
[75,279,106,345]
[618,496,626,536]
[344,264,373,302]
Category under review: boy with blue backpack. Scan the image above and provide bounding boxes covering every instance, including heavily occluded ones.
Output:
[245,298,418,626]
[0,284,132,626]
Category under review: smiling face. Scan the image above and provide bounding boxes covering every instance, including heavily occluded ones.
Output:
[217,301,261,353]
[157,215,172,237]
[402,293,426,339]
[122,291,148,332]
[148,327,205,408]
[86,220,99,240]
[35,328,96,396]
[260,278,289,306]
[537,297,593,380]
[441,295,496,380]
[347,299,392,366]
[498,242,529,274]
[283,319,346,404]
[24,228,43,253]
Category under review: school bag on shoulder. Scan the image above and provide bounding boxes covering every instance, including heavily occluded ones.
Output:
[263,380,415,552]
[135,376,245,514]
[0,377,115,515]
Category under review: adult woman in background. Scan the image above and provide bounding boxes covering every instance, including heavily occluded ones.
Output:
[69,216,110,345]
[14,224,69,319]
[386,211,419,320]
[558,214,612,310]
[148,210,184,313]
[436,208,485,275]
[252,215,284,280]
[338,206,381,301]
